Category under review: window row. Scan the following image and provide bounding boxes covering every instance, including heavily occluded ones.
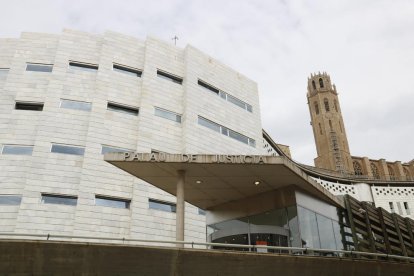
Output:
[198,116,256,147]
[1,144,84,156]
[0,194,206,215]
[22,61,253,113]
[198,79,253,112]
[13,100,181,123]
[25,61,142,77]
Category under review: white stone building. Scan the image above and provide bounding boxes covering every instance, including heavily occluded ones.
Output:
[0,29,264,241]
[1,29,413,246]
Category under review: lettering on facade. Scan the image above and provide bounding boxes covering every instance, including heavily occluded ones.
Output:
[123,152,266,164]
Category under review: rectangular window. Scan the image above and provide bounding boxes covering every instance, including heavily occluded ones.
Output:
[157,69,183,84]
[107,102,139,116]
[228,129,249,144]
[26,63,53,72]
[95,195,130,209]
[101,145,132,155]
[41,193,77,206]
[226,94,247,110]
[15,102,44,111]
[389,202,395,213]
[404,202,410,215]
[0,68,9,80]
[197,79,252,112]
[51,144,85,156]
[0,195,22,205]
[60,99,92,111]
[198,116,256,147]
[197,79,219,94]
[1,145,33,155]
[197,116,221,133]
[113,63,142,77]
[149,199,176,213]
[154,107,181,123]
[69,61,98,72]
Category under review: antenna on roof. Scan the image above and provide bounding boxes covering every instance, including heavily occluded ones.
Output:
[172,35,179,46]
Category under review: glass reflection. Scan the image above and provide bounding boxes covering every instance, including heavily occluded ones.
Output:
[208,205,347,253]
[316,214,336,250]
[298,206,321,248]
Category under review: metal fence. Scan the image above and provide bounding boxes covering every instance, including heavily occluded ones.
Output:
[1,232,413,263]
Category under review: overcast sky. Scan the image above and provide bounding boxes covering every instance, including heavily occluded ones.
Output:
[1,0,413,165]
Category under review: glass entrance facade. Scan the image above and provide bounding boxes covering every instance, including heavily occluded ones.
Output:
[208,204,349,252]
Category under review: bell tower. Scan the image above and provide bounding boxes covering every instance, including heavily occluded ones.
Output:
[307,72,353,173]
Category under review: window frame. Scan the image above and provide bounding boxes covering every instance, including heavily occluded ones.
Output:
[107,102,139,116]
[41,193,78,206]
[156,69,183,84]
[26,63,53,73]
[95,195,131,209]
[197,79,253,112]
[15,101,44,111]
[0,195,22,205]
[148,198,177,213]
[154,107,182,123]
[101,145,132,155]
[197,116,256,147]
[1,145,34,155]
[69,61,99,72]
[113,63,142,77]
[50,143,85,156]
[60,99,92,111]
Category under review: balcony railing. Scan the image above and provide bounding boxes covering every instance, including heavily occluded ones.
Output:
[0,232,413,263]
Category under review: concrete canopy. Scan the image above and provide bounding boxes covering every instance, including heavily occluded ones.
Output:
[104,153,343,210]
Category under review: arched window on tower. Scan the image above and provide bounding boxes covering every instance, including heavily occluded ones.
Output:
[404,167,411,181]
[318,123,322,135]
[319,78,324,88]
[334,100,338,112]
[387,165,396,180]
[324,98,330,112]
[370,163,380,179]
[314,102,319,115]
[339,121,343,133]
[353,161,363,175]
[329,120,333,131]
[312,80,316,90]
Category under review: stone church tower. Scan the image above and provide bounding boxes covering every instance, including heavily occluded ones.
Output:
[307,72,354,174]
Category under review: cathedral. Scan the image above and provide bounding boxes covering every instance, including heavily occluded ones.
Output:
[307,72,413,181]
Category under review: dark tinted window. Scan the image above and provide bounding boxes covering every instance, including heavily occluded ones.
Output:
[157,70,183,84]
[15,102,44,111]
[107,102,139,116]
[113,64,142,77]
[69,61,98,71]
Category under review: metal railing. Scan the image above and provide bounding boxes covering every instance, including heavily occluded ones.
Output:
[1,232,413,263]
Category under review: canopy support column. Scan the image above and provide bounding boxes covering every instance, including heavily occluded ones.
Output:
[176,170,185,247]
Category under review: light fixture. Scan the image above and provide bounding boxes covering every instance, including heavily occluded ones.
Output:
[196,180,202,184]
[254,181,260,185]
